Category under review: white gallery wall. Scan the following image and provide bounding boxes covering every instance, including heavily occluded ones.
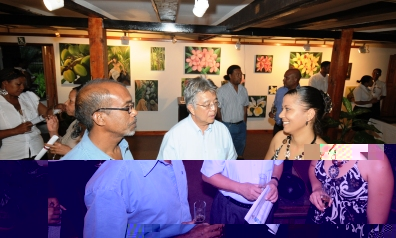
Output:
[1,35,395,131]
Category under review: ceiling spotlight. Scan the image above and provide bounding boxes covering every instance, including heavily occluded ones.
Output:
[358,43,369,53]
[121,32,129,45]
[55,32,60,37]
[43,0,64,11]
[303,41,310,51]
[235,39,241,50]
[172,35,177,44]
[193,0,209,17]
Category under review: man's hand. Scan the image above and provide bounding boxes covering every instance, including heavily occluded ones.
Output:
[177,224,224,238]
[47,142,72,156]
[237,183,262,201]
[48,197,66,225]
[264,180,279,203]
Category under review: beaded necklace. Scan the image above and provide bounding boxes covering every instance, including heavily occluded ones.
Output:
[283,135,316,160]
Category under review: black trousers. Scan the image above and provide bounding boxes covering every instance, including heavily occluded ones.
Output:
[371,101,381,119]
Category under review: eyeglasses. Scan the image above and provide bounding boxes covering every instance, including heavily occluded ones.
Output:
[196,101,219,110]
[92,102,135,115]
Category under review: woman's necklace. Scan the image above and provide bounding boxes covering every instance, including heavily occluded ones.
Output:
[283,135,316,160]
[327,144,348,178]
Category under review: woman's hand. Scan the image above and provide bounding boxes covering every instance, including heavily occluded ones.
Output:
[46,115,59,134]
[309,188,332,212]
[46,142,71,156]
[16,121,33,134]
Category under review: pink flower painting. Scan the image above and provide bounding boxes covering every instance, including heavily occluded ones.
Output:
[255,55,273,73]
[185,47,221,74]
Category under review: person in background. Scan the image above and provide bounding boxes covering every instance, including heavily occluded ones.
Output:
[46,85,85,159]
[84,160,224,237]
[370,68,386,119]
[269,68,301,136]
[352,75,377,130]
[62,79,137,160]
[308,61,330,93]
[216,65,249,159]
[265,86,331,160]
[157,76,236,160]
[0,68,56,160]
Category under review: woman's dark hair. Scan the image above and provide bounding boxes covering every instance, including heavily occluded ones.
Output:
[357,75,372,84]
[70,85,84,139]
[285,86,332,136]
[0,68,26,84]
[223,65,241,81]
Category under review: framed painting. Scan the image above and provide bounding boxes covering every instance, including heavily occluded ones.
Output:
[346,63,352,80]
[59,43,91,85]
[151,47,165,71]
[268,86,277,95]
[108,46,131,86]
[135,80,158,111]
[185,46,221,74]
[255,55,273,73]
[289,52,322,78]
[248,96,267,117]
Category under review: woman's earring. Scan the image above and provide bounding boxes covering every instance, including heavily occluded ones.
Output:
[305,120,308,126]
[0,88,8,96]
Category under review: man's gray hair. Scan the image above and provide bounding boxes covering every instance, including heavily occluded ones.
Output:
[184,75,217,111]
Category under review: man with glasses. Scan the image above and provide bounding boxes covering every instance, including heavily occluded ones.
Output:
[216,65,249,159]
[62,79,137,160]
[370,68,386,119]
[269,68,301,136]
[157,76,236,160]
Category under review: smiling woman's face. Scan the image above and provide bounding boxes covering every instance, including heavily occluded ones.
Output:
[279,94,309,134]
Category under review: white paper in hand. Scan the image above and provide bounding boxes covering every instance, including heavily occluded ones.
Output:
[35,135,59,160]
[244,186,273,224]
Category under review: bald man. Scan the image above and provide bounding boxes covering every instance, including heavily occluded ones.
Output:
[62,79,137,160]
[269,69,301,136]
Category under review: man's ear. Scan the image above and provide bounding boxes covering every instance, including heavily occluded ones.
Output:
[187,104,195,116]
[92,112,106,126]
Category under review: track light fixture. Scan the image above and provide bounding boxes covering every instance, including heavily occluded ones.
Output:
[43,0,64,11]
[172,35,177,44]
[193,0,209,17]
[121,32,129,45]
[303,41,310,51]
[55,31,60,37]
[235,39,241,50]
[358,43,369,53]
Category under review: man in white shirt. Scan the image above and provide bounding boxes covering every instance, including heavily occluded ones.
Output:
[308,61,330,92]
[370,68,387,119]
[157,76,237,160]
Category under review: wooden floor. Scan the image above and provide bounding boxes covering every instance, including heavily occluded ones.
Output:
[125,131,273,160]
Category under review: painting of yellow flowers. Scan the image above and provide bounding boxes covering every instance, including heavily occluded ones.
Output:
[268,86,277,95]
[185,46,221,74]
[290,52,322,78]
[255,55,273,73]
[248,96,267,117]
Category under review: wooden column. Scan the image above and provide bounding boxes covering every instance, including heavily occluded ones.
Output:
[327,29,353,141]
[88,17,108,80]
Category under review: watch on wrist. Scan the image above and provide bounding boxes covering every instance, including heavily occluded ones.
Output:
[271,176,279,185]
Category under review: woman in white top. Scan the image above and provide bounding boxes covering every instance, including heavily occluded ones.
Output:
[0,68,53,160]
[45,85,85,159]
[352,75,377,130]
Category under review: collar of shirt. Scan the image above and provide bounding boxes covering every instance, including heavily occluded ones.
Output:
[79,130,133,160]
[139,160,173,177]
[187,114,213,133]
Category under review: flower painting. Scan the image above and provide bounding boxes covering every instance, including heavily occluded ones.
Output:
[135,80,158,111]
[255,55,273,73]
[248,96,267,117]
[151,47,165,71]
[268,86,277,95]
[289,52,322,78]
[185,46,221,74]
